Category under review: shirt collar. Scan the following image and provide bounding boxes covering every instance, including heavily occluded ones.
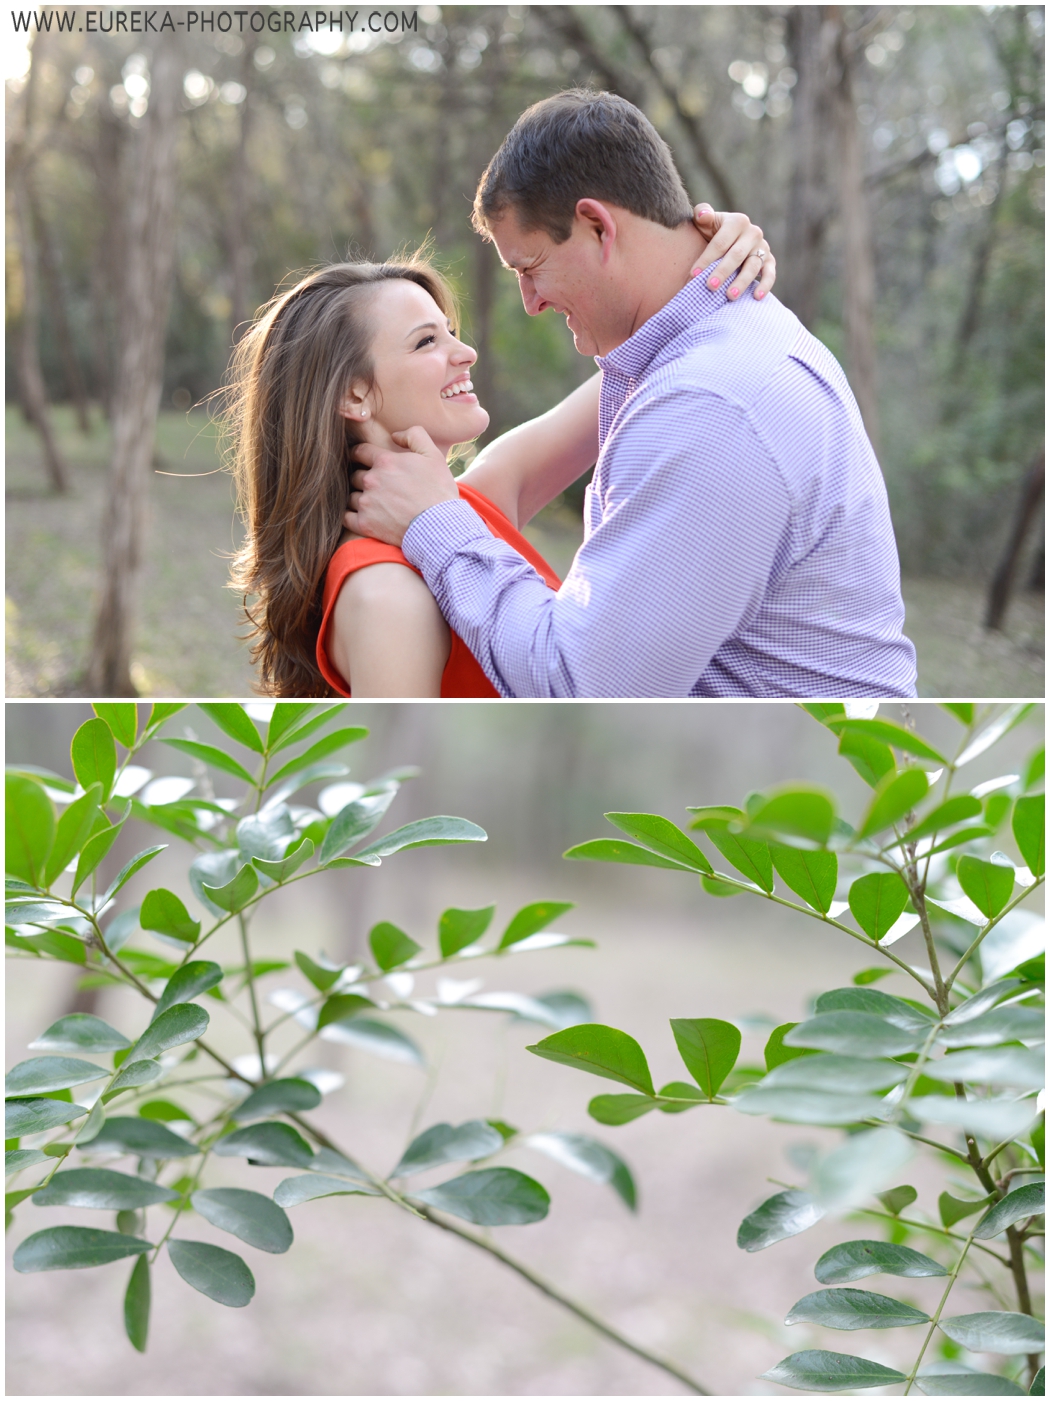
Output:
[596,257,728,380]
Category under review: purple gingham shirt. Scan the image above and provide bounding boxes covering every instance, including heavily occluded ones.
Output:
[402,271,917,698]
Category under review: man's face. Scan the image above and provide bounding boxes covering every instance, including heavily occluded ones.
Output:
[488,205,625,357]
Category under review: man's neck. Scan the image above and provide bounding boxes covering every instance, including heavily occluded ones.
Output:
[608,219,707,353]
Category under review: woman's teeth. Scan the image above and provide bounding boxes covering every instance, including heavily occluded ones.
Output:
[440,379,473,399]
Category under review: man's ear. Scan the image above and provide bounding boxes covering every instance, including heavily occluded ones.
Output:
[574,198,618,264]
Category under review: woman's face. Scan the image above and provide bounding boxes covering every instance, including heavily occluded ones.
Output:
[344,279,490,454]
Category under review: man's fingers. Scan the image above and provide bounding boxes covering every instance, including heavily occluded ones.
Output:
[349,468,370,491]
[351,442,380,466]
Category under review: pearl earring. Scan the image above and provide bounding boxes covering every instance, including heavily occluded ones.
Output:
[359,408,368,418]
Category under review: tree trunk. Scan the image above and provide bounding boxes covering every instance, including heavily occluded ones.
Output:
[87,42,181,696]
[28,180,92,433]
[831,16,881,454]
[781,7,836,327]
[11,170,69,492]
[985,449,1045,631]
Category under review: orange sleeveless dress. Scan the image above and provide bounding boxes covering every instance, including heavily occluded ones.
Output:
[316,483,561,697]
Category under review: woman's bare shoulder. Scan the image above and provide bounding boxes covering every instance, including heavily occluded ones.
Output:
[330,560,450,698]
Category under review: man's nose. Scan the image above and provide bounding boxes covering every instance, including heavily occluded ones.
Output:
[519,275,546,317]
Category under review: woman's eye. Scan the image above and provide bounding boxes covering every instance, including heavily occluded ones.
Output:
[414,335,435,350]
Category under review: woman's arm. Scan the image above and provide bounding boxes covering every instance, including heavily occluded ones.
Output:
[458,372,601,529]
[328,563,451,697]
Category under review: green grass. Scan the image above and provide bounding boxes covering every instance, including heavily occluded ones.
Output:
[5,404,1043,698]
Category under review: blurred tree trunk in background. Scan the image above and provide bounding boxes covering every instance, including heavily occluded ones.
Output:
[86,104,128,419]
[9,36,69,491]
[88,41,181,695]
[832,12,881,455]
[985,448,1045,630]
[781,7,835,328]
[29,184,92,434]
[228,42,256,344]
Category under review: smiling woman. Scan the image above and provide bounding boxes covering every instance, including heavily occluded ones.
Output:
[223,256,563,699]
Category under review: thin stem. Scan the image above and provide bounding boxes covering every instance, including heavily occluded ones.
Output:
[237,912,265,1067]
[944,877,1045,994]
[854,1208,1010,1267]
[903,1224,978,1394]
[419,1206,710,1395]
[1004,1224,1041,1387]
[150,1141,216,1261]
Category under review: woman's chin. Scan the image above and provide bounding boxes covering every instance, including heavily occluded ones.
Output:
[442,405,490,446]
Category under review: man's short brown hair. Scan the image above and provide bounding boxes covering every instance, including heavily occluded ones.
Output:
[473,88,693,244]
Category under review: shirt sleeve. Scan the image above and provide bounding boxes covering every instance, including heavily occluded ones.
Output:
[402,389,792,697]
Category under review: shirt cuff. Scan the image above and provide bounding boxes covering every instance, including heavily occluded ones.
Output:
[402,498,491,576]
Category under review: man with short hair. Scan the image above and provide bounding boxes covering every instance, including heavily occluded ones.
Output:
[347,89,917,698]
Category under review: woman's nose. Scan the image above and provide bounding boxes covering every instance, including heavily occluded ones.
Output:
[452,339,477,365]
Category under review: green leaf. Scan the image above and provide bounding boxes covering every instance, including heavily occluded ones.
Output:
[5,927,86,964]
[813,987,934,1031]
[236,806,295,862]
[525,1131,636,1210]
[252,837,315,883]
[942,703,975,724]
[439,904,496,957]
[764,1023,818,1071]
[14,1225,152,1272]
[29,1014,131,1054]
[369,921,422,970]
[198,704,265,754]
[916,1372,1025,1396]
[814,1240,946,1284]
[6,1099,88,1136]
[130,1004,209,1061]
[71,809,130,896]
[393,1120,504,1177]
[785,1012,923,1058]
[167,1239,255,1307]
[43,784,103,887]
[202,863,259,914]
[604,812,713,872]
[141,703,187,739]
[71,719,118,802]
[273,1174,378,1206]
[124,1254,150,1352]
[139,889,200,944]
[32,1168,178,1209]
[317,790,398,863]
[786,1287,929,1329]
[744,786,836,845]
[669,1018,740,1098]
[940,1192,996,1228]
[1023,747,1045,793]
[562,838,699,872]
[6,1056,107,1097]
[91,1117,199,1159]
[526,1025,654,1095]
[838,731,896,788]
[938,1312,1045,1355]
[771,845,838,912]
[905,796,984,844]
[212,1122,315,1168]
[587,1094,659,1126]
[315,992,373,1029]
[956,856,1017,918]
[106,1059,164,1095]
[877,1184,917,1216]
[761,1055,907,1094]
[1012,795,1044,876]
[355,816,487,860]
[859,767,930,838]
[152,962,224,1021]
[853,967,895,985]
[848,872,912,941]
[827,717,947,765]
[687,804,745,827]
[93,703,139,749]
[6,1148,50,1174]
[497,901,575,951]
[761,1350,906,1391]
[655,1081,707,1112]
[231,1079,322,1122]
[101,845,167,908]
[264,702,320,751]
[922,1046,1044,1090]
[412,1167,550,1225]
[191,1188,293,1253]
[956,704,1035,767]
[6,773,55,887]
[737,1190,824,1252]
[734,1086,889,1125]
[266,728,370,787]
[802,703,846,722]
[319,1016,424,1065]
[703,821,774,890]
[973,1183,1045,1238]
[1031,1368,1045,1398]
[159,739,256,785]
[938,1004,1045,1047]
[138,1100,194,1124]
[294,949,344,993]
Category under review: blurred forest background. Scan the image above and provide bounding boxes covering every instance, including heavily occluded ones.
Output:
[5,701,1044,1395]
[4,4,1045,697]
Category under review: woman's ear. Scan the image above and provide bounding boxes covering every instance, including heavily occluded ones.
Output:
[339,381,372,422]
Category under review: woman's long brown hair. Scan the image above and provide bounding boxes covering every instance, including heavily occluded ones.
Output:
[223,258,459,696]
